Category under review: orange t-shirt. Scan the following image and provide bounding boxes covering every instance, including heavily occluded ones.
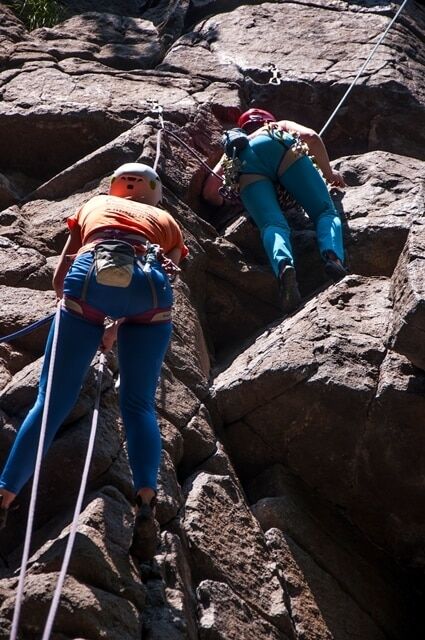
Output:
[68,195,188,259]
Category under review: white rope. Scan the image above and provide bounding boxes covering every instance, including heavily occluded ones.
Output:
[151,101,165,172]
[41,352,106,640]
[10,302,63,640]
[153,127,164,172]
[320,0,410,136]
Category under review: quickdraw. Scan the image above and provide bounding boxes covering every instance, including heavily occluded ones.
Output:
[219,153,242,202]
[268,63,282,85]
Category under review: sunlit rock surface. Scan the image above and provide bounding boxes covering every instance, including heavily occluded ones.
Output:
[0,1,424,638]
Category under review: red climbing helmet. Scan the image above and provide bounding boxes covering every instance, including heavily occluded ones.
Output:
[237,108,276,133]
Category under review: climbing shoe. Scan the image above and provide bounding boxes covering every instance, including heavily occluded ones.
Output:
[0,496,8,531]
[129,497,159,562]
[279,262,301,315]
[323,250,348,283]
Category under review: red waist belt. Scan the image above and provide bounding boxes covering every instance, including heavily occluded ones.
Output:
[63,296,172,325]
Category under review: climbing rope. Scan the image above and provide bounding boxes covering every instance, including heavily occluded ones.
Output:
[320,0,410,136]
[164,128,225,180]
[0,313,54,344]
[147,0,410,183]
[10,302,62,640]
[19,0,410,211]
[41,352,106,640]
[2,4,411,633]
[9,303,106,639]
[147,100,225,183]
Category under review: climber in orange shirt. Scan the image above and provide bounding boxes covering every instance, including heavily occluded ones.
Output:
[0,163,188,562]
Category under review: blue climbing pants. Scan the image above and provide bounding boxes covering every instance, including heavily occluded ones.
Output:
[239,134,344,277]
[0,252,173,495]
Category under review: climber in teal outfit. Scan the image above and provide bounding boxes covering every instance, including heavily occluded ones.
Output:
[202,108,348,313]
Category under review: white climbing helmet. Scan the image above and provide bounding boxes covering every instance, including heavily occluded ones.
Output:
[109,162,162,205]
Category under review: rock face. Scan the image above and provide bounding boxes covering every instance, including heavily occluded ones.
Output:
[160,1,425,161]
[388,219,425,370]
[0,1,424,639]
[213,273,425,561]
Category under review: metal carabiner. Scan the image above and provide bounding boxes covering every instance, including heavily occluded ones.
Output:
[146,99,164,128]
[268,63,282,85]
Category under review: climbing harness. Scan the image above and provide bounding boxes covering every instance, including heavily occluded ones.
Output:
[10,302,62,640]
[78,237,150,300]
[0,313,54,344]
[40,353,105,640]
[62,233,176,326]
[268,124,317,209]
[219,123,314,207]
[320,0,410,136]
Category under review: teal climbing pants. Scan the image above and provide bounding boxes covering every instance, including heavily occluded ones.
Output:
[239,134,344,277]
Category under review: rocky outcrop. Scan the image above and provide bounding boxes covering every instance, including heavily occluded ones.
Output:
[0,1,424,639]
[160,1,425,160]
[388,218,425,370]
[213,274,425,564]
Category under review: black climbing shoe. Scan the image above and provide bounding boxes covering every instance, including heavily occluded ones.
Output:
[279,262,301,314]
[0,496,8,531]
[323,250,348,283]
[129,497,159,562]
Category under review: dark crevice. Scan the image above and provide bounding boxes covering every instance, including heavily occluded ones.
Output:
[278,530,404,640]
